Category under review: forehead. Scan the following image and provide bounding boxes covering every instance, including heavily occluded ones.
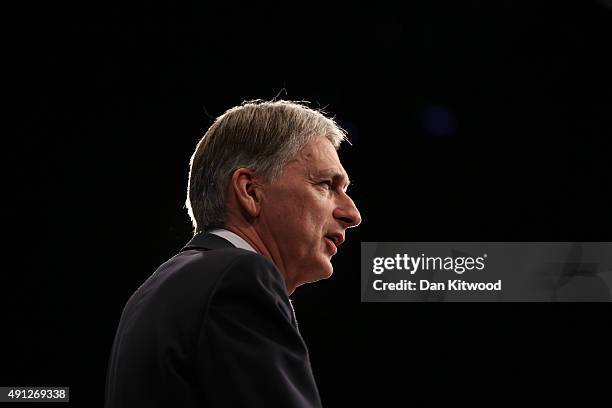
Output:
[292,137,350,183]
[298,137,340,164]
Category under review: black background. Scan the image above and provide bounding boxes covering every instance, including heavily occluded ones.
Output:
[3,0,611,406]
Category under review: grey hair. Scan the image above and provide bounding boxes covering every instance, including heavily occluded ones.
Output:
[186,99,348,234]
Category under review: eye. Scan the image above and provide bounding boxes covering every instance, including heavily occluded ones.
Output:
[318,180,333,190]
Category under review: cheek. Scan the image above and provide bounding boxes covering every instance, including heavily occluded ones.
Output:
[284,207,323,246]
[279,200,306,222]
[270,200,309,237]
[267,188,332,243]
[302,203,333,237]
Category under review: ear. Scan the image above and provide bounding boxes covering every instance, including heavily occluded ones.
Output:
[229,168,262,218]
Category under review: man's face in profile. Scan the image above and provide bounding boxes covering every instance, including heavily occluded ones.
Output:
[258,137,361,289]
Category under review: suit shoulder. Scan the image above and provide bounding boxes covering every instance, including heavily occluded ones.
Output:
[213,251,287,297]
[123,248,251,313]
[135,248,284,301]
[155,247,250,282]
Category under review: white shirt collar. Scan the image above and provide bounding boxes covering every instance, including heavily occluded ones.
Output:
[207,228,257,253]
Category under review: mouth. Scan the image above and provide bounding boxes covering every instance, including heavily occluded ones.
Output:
[324,236,338,255]
[324,233,344,256]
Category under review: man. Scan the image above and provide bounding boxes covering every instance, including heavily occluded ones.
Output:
[105,100,361,407]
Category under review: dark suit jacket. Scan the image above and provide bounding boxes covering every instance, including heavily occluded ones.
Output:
[105,233,322,407]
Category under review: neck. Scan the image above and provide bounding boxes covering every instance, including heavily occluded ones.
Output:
[224,224,296,294]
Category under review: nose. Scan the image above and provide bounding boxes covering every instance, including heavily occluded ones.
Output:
[333,193,362,228]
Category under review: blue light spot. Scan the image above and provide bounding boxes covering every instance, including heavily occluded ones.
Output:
[423,105,457,136]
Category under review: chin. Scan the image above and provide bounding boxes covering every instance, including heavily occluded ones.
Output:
[314,258,334,280]
[301,259,334,284]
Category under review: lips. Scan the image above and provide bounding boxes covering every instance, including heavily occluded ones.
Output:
[324,236,338,255]
[325,232,345,248]
[323,232,345,256]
